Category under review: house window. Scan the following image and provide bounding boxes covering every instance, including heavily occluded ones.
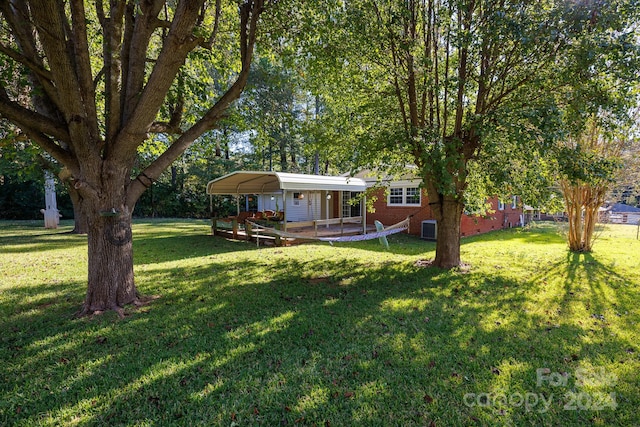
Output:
[388,187,421,206]
[406,188,421,204]
[498,200,505,210]
[342,191,361,217]
[293,192,302,206]
[389,188,404,205]
[511,196,517,209]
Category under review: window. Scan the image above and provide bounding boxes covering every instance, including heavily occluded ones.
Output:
[511,196,517,209]
[389,188,403,205]
[406,187,421,204]
[388,187,421,206]
[293,192,302,206]
[342,191,361,217]
[498,200,505,211]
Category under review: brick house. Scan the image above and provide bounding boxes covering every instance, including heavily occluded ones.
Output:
[354,172,523,239]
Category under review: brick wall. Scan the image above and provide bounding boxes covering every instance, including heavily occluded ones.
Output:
[366,188,523,238]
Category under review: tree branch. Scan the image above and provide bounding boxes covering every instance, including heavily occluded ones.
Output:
[70,0,100,143]
[126,0,265,206]
[198,0,222,49]
[0,85,70,143]
[117,0,205,159]
[0,43,53,83]
[15,124,77,174]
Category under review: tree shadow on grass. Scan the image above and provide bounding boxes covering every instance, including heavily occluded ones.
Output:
[0,232,88,254]
[3,244,638,426]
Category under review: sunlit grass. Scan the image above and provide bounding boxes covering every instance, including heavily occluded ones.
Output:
[1,219,639,426]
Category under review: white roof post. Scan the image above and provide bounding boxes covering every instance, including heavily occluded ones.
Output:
[363,194,367,234]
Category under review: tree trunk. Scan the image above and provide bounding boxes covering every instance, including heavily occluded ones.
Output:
[562,181,606,252]
[80,203,137,316]
[433,195,464,269]
[67,185,89,234]
[434,198,463,268]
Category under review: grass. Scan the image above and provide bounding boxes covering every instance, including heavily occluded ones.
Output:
[1,219,639,426]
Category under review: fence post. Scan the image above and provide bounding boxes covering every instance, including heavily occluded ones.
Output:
[275,222,282,246]
[211,217,218,236]
[246,221,253,241]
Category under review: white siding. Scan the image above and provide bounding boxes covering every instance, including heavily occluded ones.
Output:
[286,192,321,222]
[257,194,283,212]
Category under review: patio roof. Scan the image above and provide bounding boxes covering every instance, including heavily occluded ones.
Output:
[206,171,367,195]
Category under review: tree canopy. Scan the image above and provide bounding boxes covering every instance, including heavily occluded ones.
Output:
[0,0,267,315]
[271,0,640,267]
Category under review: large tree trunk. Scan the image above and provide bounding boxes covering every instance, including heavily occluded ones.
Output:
[432,195,464,269]
[78,159,138,316]
[80,202,137,316]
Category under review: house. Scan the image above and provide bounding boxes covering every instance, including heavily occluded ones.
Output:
[607,203,640,225]
[353,170,523,239]
[206,170,523,241]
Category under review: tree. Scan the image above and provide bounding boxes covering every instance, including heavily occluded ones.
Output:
[0,1,266,315]
[558,117,625,252]
[288,0,639,268]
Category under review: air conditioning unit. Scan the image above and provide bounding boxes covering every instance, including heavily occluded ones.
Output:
[421,220,437,240]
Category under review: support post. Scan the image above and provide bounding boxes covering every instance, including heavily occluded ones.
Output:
[232,218,238,240]
[282,190,287,232]
[363,195,367,234]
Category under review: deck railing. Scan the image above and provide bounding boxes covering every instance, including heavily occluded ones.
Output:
[211,216,365,241]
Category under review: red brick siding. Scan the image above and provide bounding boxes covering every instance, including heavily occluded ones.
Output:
[366,188,523,238]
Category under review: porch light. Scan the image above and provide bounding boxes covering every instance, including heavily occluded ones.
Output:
[326,194,332,200]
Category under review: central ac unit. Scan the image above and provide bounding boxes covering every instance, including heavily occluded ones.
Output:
[421,220,437,240]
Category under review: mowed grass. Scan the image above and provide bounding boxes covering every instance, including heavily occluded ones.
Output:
[1,219,639,426]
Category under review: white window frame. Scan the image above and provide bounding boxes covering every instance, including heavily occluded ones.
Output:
[511,196,517,209]
[498,200,505,211]
[342,191,361,217]
[388,187,422,207]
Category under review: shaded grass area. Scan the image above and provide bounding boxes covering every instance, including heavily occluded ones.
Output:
[1,220,638,426]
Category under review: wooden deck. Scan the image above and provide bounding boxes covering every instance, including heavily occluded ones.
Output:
[211,218,376,246]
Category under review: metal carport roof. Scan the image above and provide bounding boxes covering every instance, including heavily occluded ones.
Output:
[206,171,367,195]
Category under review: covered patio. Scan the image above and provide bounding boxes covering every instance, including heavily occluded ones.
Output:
[206,171,370,242]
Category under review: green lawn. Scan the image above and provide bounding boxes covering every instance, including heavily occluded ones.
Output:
[1,219,638,426]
